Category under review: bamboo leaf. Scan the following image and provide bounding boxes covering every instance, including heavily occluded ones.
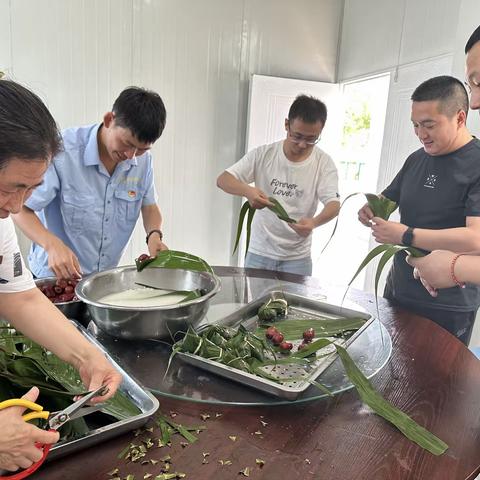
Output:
[365,193,398,220]
[375,246,403,299]
[308,379,333,397]
[0,326,141,438]
[267,197,297,223]
[136,250,213,274]
[321,192,398,254]
[233,201,252,255]
[257,317,366,340]
[320,192,363,254]
[348,244,393,287]
[334,344,448,456]
[245,201,256,257]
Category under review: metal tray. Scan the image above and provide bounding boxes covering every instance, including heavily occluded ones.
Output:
[48,321,159,460]
[177,291,373,400]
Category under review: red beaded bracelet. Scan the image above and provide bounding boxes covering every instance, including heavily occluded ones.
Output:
[451,254,466,289]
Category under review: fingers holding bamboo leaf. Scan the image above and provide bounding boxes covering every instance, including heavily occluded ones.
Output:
[289,217,315,237]
[371,217,408,244]
[232,201,252,255]
[358,202,375,226]
[245,187,273,209]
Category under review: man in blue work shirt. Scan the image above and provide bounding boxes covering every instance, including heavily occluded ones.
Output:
[13,87,168,279]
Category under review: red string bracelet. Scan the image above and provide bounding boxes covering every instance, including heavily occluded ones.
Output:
[451,254,466,289]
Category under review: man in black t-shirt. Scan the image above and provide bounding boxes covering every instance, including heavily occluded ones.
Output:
[358,75,480,345]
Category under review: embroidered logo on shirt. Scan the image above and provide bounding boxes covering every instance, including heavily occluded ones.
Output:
[0,277,7,284]
[13,252,22,277]
[127,190,137,198]
[423,174,437,189]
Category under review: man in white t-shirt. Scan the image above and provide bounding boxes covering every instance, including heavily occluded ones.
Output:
[0,80,121,473]
[217,94,340,276]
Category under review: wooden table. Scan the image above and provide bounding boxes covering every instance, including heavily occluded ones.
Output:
[32,267,480,480]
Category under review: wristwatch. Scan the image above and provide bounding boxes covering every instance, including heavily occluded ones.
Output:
[401,227,415,246]
[146,229,163,244]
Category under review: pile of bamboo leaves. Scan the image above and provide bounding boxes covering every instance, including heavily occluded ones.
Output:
[0,325,140,440]
[233,197,295,256]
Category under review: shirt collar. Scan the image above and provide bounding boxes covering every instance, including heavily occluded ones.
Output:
[84,123,139,170]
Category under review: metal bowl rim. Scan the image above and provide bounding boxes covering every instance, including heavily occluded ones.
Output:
[75,266,221,311]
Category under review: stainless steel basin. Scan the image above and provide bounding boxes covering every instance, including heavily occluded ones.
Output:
[75,266,221,340]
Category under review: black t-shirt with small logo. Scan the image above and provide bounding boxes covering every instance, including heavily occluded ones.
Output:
[382,138,480,311]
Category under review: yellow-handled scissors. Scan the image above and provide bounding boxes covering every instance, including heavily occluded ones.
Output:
[0,385,107,479]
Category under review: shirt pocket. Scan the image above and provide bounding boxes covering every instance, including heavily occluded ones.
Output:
[60,192,95,233]
[114,188,144,222]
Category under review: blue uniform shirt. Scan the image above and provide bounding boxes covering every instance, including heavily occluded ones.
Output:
[26,123,157,277]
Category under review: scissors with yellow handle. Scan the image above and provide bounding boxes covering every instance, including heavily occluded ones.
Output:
[0,385,108,480]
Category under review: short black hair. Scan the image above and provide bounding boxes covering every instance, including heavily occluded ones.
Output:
[0,80,61,169]
[411,75,469,118]
[112,87,166,144]
[288,95,327,125]
[465,25,480,54]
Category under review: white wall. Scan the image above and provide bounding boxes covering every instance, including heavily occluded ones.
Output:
[0,0,343,267]
[338,0,461,82]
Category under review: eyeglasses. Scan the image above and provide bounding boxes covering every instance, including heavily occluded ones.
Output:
[287,127,321,145]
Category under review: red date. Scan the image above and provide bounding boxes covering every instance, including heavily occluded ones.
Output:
[38,278,79,304]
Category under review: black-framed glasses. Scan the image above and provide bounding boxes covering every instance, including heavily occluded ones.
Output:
[287,126,321,145]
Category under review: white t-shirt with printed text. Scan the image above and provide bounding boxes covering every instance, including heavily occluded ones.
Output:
[0,217,35,293]
[227,141,339,260]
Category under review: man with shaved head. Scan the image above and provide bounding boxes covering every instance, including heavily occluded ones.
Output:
[358,75,480,345]
[405,27,480,340]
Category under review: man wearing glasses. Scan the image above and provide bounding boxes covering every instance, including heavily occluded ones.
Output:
[217,94,340,276]
[13,87,168,280]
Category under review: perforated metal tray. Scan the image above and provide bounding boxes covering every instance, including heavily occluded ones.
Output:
[177,291,373,400]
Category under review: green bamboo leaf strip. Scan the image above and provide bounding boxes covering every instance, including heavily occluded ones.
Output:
[160,416,198,443]
[257,317,366,340]
[334,344,448,456]
[267,197,297,223]
[136,249,214,274]
[375,246,404,300]
[348,244,394,287]
[364,193,398,220]
[233,200,252,255]
[308,379,334,397]
[320,192,363,254]
[232,198,296,257]
[245,200,256,257]
[321,192,398,254]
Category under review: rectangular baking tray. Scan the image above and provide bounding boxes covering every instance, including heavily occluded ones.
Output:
[47,321,159,460]
[177,290,373,400]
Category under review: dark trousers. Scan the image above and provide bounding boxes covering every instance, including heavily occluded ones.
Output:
[384,284,477,346]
